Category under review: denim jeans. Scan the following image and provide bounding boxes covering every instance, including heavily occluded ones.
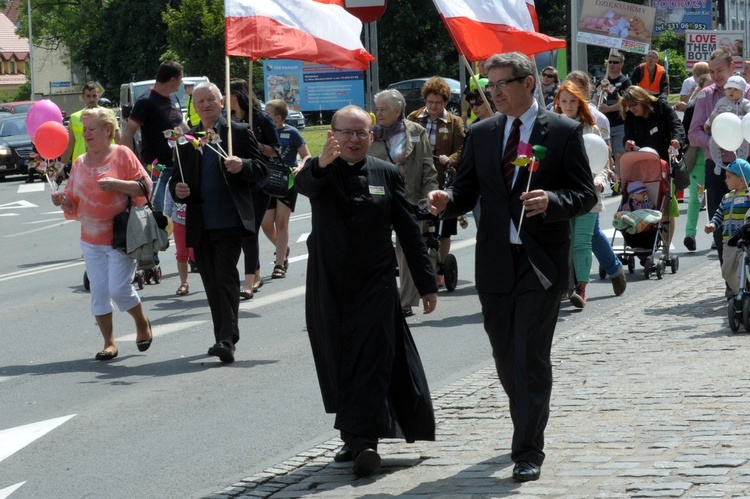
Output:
[591,214,622,277]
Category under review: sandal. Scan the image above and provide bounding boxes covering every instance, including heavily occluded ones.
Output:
[271,264,286,279]
[176,283,189,296]
[239,288,253,300]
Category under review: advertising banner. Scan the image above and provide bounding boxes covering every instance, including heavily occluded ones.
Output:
[651,0,711,34]
[576,0,657,55]
[685,30,745,69]
[263,59,365,113]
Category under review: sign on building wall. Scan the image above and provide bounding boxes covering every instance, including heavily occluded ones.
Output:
[577,0,657,55]
[651,0,712,34]
[263,60,365,113]
[685,30,744,69]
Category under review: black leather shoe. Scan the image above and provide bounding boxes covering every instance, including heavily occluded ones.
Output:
[512,461,540,482]
[334,445,353,462]
[208,341,235,363]
[352,448,381,477]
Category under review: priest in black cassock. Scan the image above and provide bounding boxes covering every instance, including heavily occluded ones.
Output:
[295,105,438,478]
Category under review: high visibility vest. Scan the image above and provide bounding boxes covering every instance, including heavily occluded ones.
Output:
[636,63,665,96]
[69,107,117,161]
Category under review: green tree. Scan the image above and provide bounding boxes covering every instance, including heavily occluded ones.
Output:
[652,30,689,94]
[16,0,105,65]
[376,0,457,86]
[80,0,176,100]
[163,0,225,87]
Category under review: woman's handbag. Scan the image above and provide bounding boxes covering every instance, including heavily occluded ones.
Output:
[671,153,691,192]
[259,149,292,198]
[112,180,168,254]
[112,200,130,251]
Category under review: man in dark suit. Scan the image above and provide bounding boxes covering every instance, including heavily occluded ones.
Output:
[428,52,597,482]
[170,82,267,363]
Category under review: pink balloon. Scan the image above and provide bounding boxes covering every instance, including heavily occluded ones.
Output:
[26,100,63,139]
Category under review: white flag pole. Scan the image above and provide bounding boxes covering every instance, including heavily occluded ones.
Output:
[225,55,233,157]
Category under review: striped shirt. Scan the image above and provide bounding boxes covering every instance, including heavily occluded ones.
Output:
[710,190,750,240]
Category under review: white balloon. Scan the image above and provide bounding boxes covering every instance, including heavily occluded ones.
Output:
[583,133,609,173]
[712,113,744,152]
[741,113,750,143]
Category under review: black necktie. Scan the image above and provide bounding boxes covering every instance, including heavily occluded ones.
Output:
[502,118,522,189]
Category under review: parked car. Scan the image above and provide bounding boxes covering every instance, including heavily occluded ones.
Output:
[0,114,34,180]
[0,100,35,115]
[259,101,305,130]
[387,77,463,116]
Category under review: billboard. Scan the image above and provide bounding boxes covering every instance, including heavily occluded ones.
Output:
[685,30,745,69]
[651,0,711,34]
[576,0,657,55]
[263,59,365,113]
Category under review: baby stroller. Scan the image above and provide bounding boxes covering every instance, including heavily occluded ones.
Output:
[727,222,750,332]
[611,148,679,279]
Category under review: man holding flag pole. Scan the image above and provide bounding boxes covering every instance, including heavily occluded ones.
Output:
[429,0,596,482]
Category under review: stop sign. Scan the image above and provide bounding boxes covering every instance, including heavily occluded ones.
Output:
[344,0,387,24]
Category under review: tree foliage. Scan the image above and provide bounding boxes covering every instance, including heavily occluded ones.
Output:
[163,0,225,87]
[375,0,457,86]
[80,0,175,99]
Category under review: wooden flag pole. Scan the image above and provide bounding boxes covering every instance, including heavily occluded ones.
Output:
[225,55,233,157]
[461,55,492,118]
[248,59,254,132]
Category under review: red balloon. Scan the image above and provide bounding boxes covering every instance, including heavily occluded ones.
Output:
[34,121,69,159]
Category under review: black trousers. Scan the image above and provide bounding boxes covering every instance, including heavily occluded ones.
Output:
[242,187,271,276]
[195,227,244,345]
[705,159,728,263]
[478,247,563,466]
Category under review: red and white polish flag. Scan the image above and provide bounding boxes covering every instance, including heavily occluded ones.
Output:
[225,0,375,70]
[432,0,566,61]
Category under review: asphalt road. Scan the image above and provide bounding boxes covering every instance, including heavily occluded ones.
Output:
[0,174,717,498]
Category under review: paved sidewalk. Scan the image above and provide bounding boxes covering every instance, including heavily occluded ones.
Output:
[206,262,750,498]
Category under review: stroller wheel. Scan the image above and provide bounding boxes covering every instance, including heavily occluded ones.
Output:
[643,257,652,279]
[628,256,635,274]
[598,266,606,279]
[670,256,679,274]
[136,271,145,290]
[83,271,90,291]
[153,266,162,284]
[444,254,458,292]
[655,260,665,279]
[729,297,742,332]
[743,295,750,332]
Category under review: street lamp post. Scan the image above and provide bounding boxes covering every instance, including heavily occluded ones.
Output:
[27,0,35,100]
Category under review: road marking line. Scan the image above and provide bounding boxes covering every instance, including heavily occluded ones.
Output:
[296,232,309,243]
[0,213,19,217]
[0,415,76,463]
[118,320,210,342]
[0,482,25,499]
[0,260,85,282]
[25,218,66,225]
[17,183,45,193]
[4,220,75,237]
[0,200,36,210]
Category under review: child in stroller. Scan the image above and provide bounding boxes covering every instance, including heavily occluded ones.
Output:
[611,147,678,279]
